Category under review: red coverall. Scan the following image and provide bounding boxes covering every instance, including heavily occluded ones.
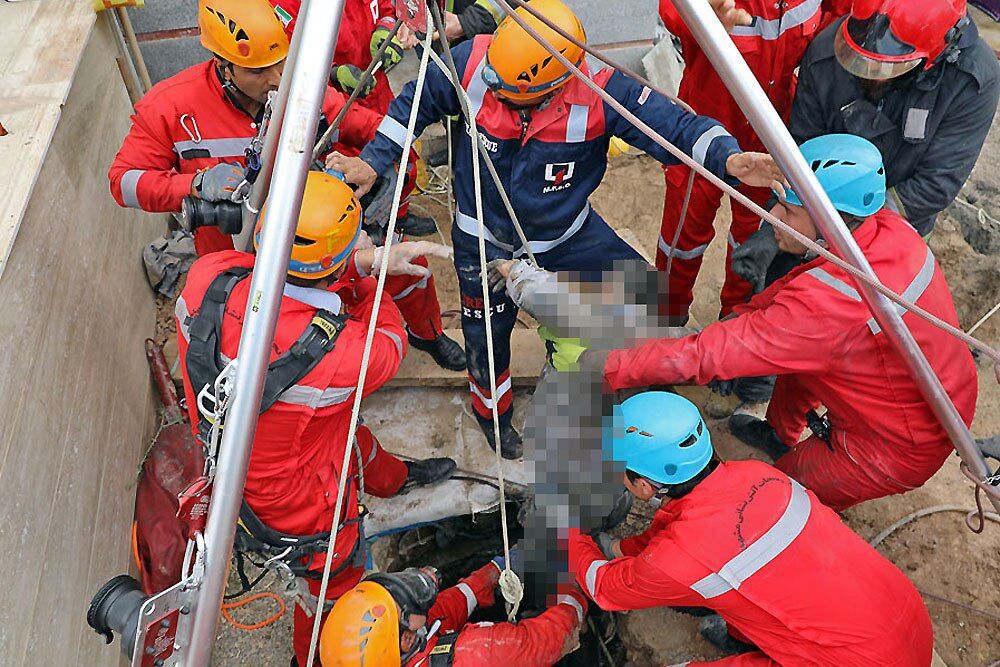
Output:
[109,60,443,340]
[270,0,397,114]
[606,210,978,510]
[570,460,934,666]
[175,249,411,664]
[656,0,847,320]
[405,564,588,667]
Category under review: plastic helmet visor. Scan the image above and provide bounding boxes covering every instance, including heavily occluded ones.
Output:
[834,15,924,80]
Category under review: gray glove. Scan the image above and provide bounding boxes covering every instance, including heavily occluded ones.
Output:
[194,162,245,202]
[732,223,780,293]
[362,167,400,232]
[595,532,618,560]
[978,435,1000,462]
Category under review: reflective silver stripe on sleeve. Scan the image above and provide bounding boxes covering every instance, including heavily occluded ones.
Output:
[466,55,490,123]
[468,375,513,409]
[556,594,585,623]
[866,246,935,334]
[456,582,478,616]
[584,559,608,598]
[517,204,591,256]
[727,232,740,250]
[120,169,145,209]
[566,104,590,143]
[692,126,732,167]
[175,295,192,341]
[658,235,708,261]
[391,274,430,301]
[376,327,404,358]
[173,137,250,158]
[376,115,409,148]
[805,267,862,301]
[277,385,355,409]
[691,481,811,599]
[455,209,515,251]
[731,0,821,40]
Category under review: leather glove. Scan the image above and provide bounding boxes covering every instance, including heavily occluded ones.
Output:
[731,224,780,293]
[371,241,452,277]
[360,168,399,232]
[370,26,405,72]
[595,532,619,560]
[193,162,245,202]
[331,64,375,98]
[537,326,588,372]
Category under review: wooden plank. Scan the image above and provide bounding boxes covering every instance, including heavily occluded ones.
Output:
[0,16,159,665]
[387,329,546,387]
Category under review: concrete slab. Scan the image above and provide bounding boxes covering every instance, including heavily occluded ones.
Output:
[567,0,657,46]
[126,2,197,34]
[138,36,207,84]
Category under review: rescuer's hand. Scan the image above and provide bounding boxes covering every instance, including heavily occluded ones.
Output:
[330,64,376,98]
[368,241,453,277]
[192,162,245,201]
[708,0,753,32]
[370,25,406,72]
[732,224,780,293]
[726,152,784,189]
[326,152,379,197]
[538,327,588,372]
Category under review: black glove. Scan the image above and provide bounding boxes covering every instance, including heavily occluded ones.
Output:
[977,435,1000,462]
[708,379,736,397]
[732,224,780,293]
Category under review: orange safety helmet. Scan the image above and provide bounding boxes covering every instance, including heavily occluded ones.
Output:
[198,0,289,68]
[255,171,363,280]
[482,0,586,105]
[319,581,401,667]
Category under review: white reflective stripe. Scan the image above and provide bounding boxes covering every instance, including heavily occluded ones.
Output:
[173,137,250,158]
[584,559,608,598]
[465,55,490,124]
[376,115,409,148]
[867,246,935,335]
[468,375,512,408]
[456,582,478,616]
[391,274,430,301]
[692,126,731,167]
[731,0,822,40]
[515,204,591,257]
[377,327,404,358]
[282,284,343,314]
[805,267,862,301]
[364,439,379,466]
[565,104,589,143]
[120,169,145,209]
[658,235,708,261]
[277,384,355,408]
[455,209,514,251]
[175,295,192,341]
[691,481,811,599]
[556,594,585,623]
[727,232,739,250]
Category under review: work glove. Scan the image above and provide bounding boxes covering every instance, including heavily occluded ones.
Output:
[595,532,619,560]
[370,26,405,72]
[371,240,452,278]
[977,435,1000,462]
[193,162,245,202]
[330,64,375,98]
[537,326,588,372]
[360,168,400,233]
[731,224,780,293]
[708,379,736,397]
[491,547,524,574]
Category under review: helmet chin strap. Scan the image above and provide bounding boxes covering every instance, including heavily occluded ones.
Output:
[214,62,260,119]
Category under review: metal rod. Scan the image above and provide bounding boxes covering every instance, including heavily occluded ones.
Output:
[667,0,1000,513]
[186,1,350,663]
[106,10,144,105]
[116,6,152,91]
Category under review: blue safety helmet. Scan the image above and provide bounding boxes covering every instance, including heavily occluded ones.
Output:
[606,392,713,486]
[782,134,886,217]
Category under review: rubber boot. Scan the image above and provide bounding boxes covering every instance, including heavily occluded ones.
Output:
[699,615,759,655]
[397,212,438,237]
[729,413,791,461]
[484,422,523,460]
[401,457,458,492]
[408,330,467,371]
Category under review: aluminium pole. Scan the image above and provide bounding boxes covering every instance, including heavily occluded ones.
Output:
[669,0,1000,513]
[186,1,350,663]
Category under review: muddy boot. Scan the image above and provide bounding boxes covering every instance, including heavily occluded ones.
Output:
[408,331,467,371]
[484,423,523,460]
[401,457,457,492]
[729,413,790,461]
[699,615,759,655]
[397,212,438,237]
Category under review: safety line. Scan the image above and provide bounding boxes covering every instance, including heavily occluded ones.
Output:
[303,18,437,667]
[492,0,1000,369]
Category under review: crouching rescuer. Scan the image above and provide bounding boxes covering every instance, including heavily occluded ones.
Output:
[173,172,456,665]
[570,391,934,666]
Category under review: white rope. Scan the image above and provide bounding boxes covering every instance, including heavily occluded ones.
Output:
[303,16,436,666]
[967,301,1000,336]
[428,2,523,620]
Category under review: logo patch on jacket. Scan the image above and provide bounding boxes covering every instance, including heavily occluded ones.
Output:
[543,161,575,193]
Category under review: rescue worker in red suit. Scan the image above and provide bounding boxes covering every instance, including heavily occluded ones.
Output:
[319,557,590,667]
[109,0,465,370]
[656,0,849,326]
[175,172,459,666]
[570,390,934,666]
[545,135,978,511]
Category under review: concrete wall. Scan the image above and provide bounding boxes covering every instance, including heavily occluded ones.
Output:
[0,8,161,666]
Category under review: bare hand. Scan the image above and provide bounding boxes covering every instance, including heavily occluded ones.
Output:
[726,152,784,189]
[397,23,419,49]
[397,11,464,48]
[708,0,753,32]
[325,152,378,196]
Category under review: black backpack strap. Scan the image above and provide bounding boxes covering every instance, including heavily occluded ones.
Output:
[428,631,460,666]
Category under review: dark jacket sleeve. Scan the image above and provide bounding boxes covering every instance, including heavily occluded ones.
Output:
[457,1,502,38]
[788,41,836,145]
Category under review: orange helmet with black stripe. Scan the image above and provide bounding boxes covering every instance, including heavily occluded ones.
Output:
[199,0,289,68]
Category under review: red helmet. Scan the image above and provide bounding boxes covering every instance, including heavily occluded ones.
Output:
[834,0,969,80]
